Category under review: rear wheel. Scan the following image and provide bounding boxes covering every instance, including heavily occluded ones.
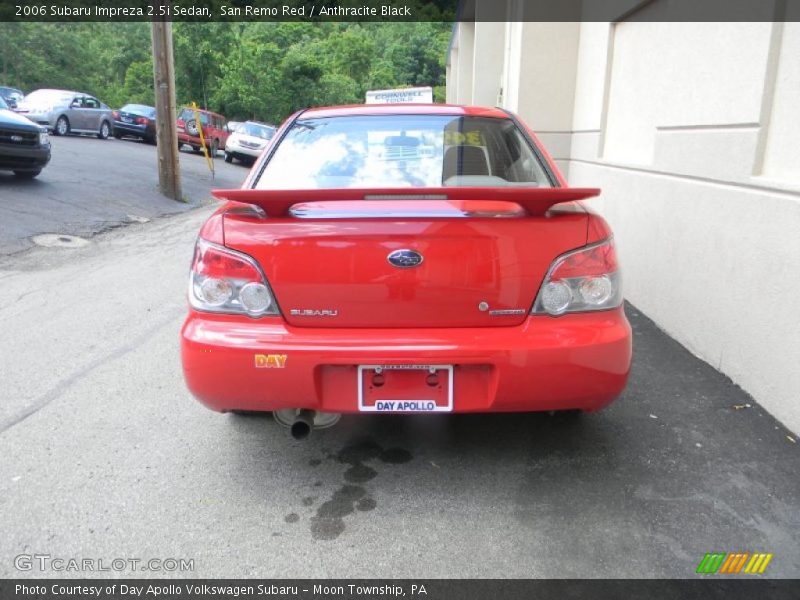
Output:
[55,116,69,136]
[13,169,42,179]
[224,152,233,163]
[97,121,111,140]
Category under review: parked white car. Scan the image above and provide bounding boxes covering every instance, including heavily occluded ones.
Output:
[224,121,275,165]
[16,89,114,139]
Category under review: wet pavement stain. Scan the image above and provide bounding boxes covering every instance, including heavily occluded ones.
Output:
[307,438,413,541]
[355,497,377,512]
[343,463,377,483]
[302,496,316,507]
[284,512,300,524]
[310,485,366,540]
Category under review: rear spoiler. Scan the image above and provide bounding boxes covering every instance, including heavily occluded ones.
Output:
[211,187,601,218]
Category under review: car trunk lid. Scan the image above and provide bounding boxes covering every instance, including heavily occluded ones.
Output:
[218,188,594,328]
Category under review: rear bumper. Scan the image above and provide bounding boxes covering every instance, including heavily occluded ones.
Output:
[113,122,149,137]
[181,307,632,414]
[17,112,54,128]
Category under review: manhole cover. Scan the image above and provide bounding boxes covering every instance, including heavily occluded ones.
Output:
[31,234,90,248]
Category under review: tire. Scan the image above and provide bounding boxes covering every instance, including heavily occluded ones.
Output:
[113,132,123,139]
[13,169,42,179]
[224,152,233,163]
[55,116,70,136]
[185,118,199,137]
[97,120,111,140]
[147,136,157,145]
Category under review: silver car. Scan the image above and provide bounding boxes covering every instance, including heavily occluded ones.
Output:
[16,89,114,139]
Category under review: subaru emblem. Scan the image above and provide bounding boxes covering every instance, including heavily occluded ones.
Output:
[387,249,423,268]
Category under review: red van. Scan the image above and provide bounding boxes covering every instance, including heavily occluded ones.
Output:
[176,107,229,157]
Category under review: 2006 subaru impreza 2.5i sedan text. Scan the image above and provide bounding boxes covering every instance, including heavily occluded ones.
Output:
[180,104,632,439]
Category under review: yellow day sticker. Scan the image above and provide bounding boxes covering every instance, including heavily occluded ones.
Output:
[444,130,485,147]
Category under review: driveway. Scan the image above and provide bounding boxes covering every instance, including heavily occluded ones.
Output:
[0,207,797,579]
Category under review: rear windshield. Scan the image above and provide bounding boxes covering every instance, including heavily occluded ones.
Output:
[178,107,209,124]
[254,115,552,190]
[122,104,156,117]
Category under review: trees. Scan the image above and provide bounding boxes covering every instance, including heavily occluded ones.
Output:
[1,22,451,121]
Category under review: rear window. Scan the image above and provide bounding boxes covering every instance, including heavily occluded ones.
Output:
[178,108,209,125]
[122,104,156,117]
[254,115,552,190]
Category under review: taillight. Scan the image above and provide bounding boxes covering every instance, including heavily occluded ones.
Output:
[188,239,279,317]
[112,111,119,119]
[135,117,148,125]
[532,238,622,316]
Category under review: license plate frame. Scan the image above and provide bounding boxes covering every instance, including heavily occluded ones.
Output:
[357,364,454,413]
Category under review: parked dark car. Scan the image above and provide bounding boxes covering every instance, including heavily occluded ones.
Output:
[0,95,51,179]
[112,104,157,143]
[0,86,24,110]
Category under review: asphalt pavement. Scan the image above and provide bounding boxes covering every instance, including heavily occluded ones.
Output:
[0,207,797,579]
[0,135,246,256]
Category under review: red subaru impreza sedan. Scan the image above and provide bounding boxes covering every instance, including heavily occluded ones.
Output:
[181,104,632,438]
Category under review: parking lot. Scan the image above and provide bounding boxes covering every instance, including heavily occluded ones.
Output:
[0,135,245,256]
[0,155,798,577]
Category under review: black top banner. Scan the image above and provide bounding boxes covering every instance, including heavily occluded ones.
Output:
[2,580,800,600]
[2,0,799,22]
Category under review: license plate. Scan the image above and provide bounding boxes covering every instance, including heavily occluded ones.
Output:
[122,117,133,123]
[357,365,453,412]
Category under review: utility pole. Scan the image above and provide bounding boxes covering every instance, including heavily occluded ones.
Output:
[151,10,182,201]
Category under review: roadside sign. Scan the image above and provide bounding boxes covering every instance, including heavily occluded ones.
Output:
[365,86,434,104]
[192,101,214,179]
